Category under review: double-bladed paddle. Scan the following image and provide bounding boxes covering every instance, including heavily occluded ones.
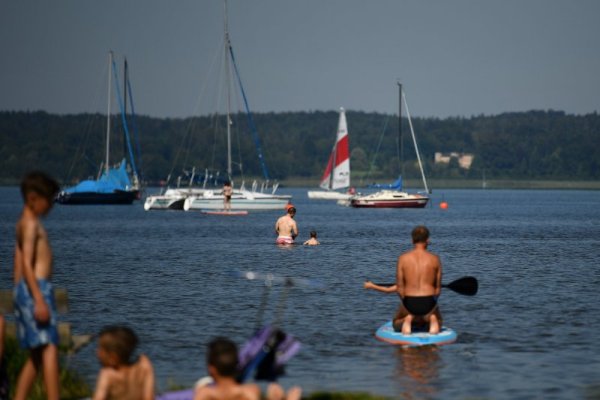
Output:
[373,276,478,296]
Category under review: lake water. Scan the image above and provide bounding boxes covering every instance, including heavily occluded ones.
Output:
[1,187,599,399]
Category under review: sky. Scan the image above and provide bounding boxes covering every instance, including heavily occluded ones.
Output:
[1,0,600,119]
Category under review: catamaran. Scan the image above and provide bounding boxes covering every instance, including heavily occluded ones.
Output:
[307,108,354,200]
[57,52,141,205]
[181,0,290,212]
[350,83,430,208]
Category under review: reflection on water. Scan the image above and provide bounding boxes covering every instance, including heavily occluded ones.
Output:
[395,346,441,399]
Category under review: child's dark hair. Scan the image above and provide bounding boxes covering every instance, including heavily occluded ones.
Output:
[20,171,60,201]
[98,325,139,364]
[310,230,317,238]
[207,337,239,377]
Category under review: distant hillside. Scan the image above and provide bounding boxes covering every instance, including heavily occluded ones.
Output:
[0,109,598,185]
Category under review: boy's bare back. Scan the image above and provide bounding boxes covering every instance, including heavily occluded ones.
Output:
[94,355,154,400]
[194,382,260,400]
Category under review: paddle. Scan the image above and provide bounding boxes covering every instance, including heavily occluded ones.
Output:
[373,276,478,296]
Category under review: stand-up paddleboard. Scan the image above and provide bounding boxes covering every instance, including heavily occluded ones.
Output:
[201,210,248,216]
[375,320,457,346]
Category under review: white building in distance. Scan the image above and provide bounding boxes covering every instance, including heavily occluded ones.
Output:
[434,152,474,170]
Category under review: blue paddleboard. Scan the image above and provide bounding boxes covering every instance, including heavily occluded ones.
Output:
[375,320,457,346]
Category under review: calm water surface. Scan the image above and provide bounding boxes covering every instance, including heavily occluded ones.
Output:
[1,187,599,399]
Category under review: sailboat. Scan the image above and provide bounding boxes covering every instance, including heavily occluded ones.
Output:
[307,108,354,200]
[350,83,429,208]
[57,52,140,205]
[182,0,290,212]
[143,168,208,210]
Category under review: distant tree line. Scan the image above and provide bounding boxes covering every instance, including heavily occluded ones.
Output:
[0,109,598,185]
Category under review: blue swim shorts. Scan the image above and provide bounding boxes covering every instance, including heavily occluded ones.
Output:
[13,279,59,349]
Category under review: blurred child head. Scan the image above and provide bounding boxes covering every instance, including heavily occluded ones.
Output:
[97,325,139,367]
[20,171,59,215]
[207,337,238,378]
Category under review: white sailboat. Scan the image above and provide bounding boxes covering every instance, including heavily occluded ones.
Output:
[307,108,354,200]
[349,83,430,208]
[182,0,290,212]
[144,167,209,210]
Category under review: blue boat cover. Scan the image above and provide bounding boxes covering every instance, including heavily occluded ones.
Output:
[63,159,133,194]
[368,176,403,190]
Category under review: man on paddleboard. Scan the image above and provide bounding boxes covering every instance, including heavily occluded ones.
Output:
[275,206,298,245]
[396,225,442,334]
[365,225,442,334]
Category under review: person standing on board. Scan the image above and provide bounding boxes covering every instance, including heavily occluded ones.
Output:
[13,171,60,400]
[275,206,298,245]
[222,181,233,212]
[395,225,442,334]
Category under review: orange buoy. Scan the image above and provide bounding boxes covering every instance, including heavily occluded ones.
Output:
[440,201,448,210]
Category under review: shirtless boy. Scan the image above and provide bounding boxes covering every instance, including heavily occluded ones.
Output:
[93,325,155,400]
[194,337,301,400]
[303,231,320,246]
[365,225,442,334]
[222,181,233,212]
[13,171,60,400]
[274,206,298,245]
[194,337,261,400]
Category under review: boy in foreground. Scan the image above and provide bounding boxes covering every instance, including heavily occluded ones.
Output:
[13,171,60,400]
[195,337,301,400]
[93,325,155,400]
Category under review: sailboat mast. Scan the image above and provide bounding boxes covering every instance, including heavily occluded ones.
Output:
[224,0,233,180]
[123,58,128,161]
[403,92,430,194]
[105,51,113,174]
[398,82,404,181]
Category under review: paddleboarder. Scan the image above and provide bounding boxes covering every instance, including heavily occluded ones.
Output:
[396,225,443,334]
[222,181,233,212]
[365,225,443,334]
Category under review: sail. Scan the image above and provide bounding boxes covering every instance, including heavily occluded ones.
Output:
[319,108,350,190]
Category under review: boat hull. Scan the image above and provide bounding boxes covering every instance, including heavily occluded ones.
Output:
[350,190,429,208]
[184,191,291,211]
[144,196,186,210]
[307,190,352,200]
[56,190,139,205]
[351,198,428,208]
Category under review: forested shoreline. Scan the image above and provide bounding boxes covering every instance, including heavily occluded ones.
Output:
[0,109,598,185]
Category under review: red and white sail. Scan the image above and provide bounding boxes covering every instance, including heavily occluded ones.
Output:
[320,108,350,190]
